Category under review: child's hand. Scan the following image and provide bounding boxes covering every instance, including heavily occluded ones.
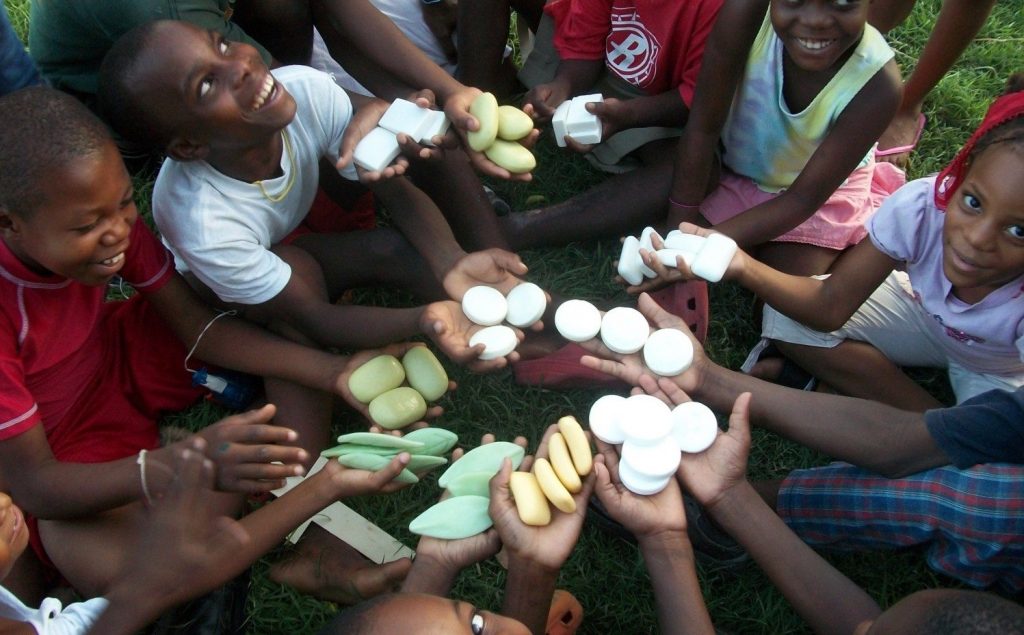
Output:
[335,342,450,423]
[319,451,415,498]
[592,438,687,541]
[191,405,309,494]
[442,248,530,301]
[625,223,745,295]
[420,300,524,372]
[487,425,594,572]
[523,81,571,123]
[337,97,410,182]
[563,98,632,154]
[442,86,535,183]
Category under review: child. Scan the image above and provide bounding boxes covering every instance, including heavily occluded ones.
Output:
[0,86,413,604]
[661,76,1024,410]
[663,0,903,279]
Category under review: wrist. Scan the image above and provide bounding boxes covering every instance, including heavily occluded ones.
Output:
[507,550,560,577]
[402,552,459,594]
[637,530,694,561]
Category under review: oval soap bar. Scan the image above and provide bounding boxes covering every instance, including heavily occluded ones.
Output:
[643,328,694,377]
[336,453,418,484]
[347,354,405,403]
[402,347,449,401]
[467,92,499,151]
[484,139,536,174]
[600,307,649,355]
[368,387,428,430]
[510,471,551,526]
[401,427,458,456]
[410,495,493,539]
[554,299,602,342]
[505,282,547,328]
[445,470,495,497]
[462,285,508,326]
[469,324,518,360]
[496,105,534,141]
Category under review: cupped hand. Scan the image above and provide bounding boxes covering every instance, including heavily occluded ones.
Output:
[592,439,687,540]
[337,97,407,181]
[421,300,523,372]
[321,451,415,498]
[443,86,535,182]
[334,342,448,422]
[523,82,569,123]
[674,389,752,510]
[442,248,529,301]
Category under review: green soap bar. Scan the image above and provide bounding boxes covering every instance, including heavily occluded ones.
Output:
[409,495,493,539]
[321,443,398,458]
[496,105,533,141]
[337,453,418,484]
[347,355,405,403]
[406,454,448,472]
[334,432,424,450]
[437,442,525,489]
[402,347,449,402]
[401,428,458,456]
[368,387,428,430]
[445,470,494,497]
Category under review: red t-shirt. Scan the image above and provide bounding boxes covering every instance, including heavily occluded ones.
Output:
[547,0,722,105]
[0,218,174,442]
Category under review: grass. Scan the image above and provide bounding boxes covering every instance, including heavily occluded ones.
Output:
[4,1,1024,632]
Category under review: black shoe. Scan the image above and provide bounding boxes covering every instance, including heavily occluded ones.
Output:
[683,495,749,569]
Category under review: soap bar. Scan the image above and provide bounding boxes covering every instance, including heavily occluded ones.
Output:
[546,432,582,493]
[671,401,719,453]
[467,91,499,151]
[621,438,680,479]
[337,453,419,484]
[378,98,432,140]
[552,100,571,148]
[419,109,451,145]
[617,235,645,286]
[462,285,508,326]
[637,227,660,278]
[664,231,706,255]
[445,470,494,497]
[409,495,493,539]
[402,347,448,402]
[643,328,694,377]
[496,105,534,141]
[335,431,424,450]
[533,458,576,513]
[353,127,401,173]
[468,324,518,360]
[554,299,602,342]
[484,139,536,174]
[588,394,627,444]
[617,456,670,496]
[401,427,459,456]
[368,386,428,430]
[690,233,737,283]
[600,306,649,355]
[347,354,405,403]
[438,441,525,488]
[505,282,547,328]
[564,94,603,145]
[510,471,551,526]
[655,249,695,268]
[621,394,672,444]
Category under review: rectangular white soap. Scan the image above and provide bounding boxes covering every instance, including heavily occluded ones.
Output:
[353,127,401,173]
[419,109,451,145]
[565,94,603,145]
[378,98,432,140]
[552,100,571,148]
[691,232,738,283]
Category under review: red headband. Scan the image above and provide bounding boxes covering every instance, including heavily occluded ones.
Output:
[934,91,1024,209]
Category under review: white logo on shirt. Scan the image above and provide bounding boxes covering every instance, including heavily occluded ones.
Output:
[606,10,660,88]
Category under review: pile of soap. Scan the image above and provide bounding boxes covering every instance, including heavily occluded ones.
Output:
[618,226,738,285]
[346,347,449,429]
[553,300,694,377]
[462,283,548,360]
[353,98,451,173]
[588,393,718,495]
[321,428,459,484]
[552,94,603,147]
[409,440,526,539]
[467,92,536,174]
[509,416,592,526]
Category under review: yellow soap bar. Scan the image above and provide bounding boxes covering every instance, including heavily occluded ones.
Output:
[558,415,593,476]
[547,432,582,493]
[509,471,551,526]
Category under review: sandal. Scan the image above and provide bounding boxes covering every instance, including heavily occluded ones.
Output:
[546,589,584,635]
[648,280,710,344]
[874,113,926,158]
[740,339,816,391]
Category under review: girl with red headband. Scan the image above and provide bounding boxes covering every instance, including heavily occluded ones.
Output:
[669,75,1024,411]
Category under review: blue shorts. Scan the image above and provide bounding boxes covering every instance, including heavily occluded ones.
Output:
[0,4,41,96]
[778,461,1024,593]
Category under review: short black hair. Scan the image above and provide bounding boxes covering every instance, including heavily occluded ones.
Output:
[97,20,171,150]
[0,86,112,218]
[316,594,394,635]
[919,591,1024,634]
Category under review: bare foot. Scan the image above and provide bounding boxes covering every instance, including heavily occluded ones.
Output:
[875,109,924,168]
[268,525,412,605]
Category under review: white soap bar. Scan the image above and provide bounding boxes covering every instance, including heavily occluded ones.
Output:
[617,456,670,496]
[637,226,660,278]
[655,249,695,268]
[554,299,602,342]
[378,99,433,140]
[588,394,627,444]
[690,233,737,283]
[664,231,706,254]
[643,328,694,377]
[552,100,571,148]
[505,282,547,328]
[671,401,718,453]
[419,109,451,146]
[565,94,603,145]
[600,307,649,355]
[462,285,508,326]
[621,394,672,444]
[469,325,518,360]
[617,235,645,286]
[353,127,401,173]
[621,437,681,479]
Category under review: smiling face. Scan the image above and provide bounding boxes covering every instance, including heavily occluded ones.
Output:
[770,0,869,73]
[0,493,29,582]
[131,21,296,155]
[942,144,1024,304]
[0,141,137,286]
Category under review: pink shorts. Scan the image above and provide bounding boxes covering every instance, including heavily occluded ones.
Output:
[701,157,906,250]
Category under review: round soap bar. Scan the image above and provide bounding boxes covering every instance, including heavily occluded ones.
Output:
[616,235,644,286]
[643,328,694,377]
[617,455,671,496]
[664,232,706,255]
[621,437,681,479]
[554,299,602,342]
[469,325,518,360]
[462,285,508,326]
[600,307,650,355]
[402,347,448,401]
[671,401,719,453]
[347,354,405,403]
[621,394,672,444]
[588,394,627,444]
[368,386,428,430]
[505,282,547,328]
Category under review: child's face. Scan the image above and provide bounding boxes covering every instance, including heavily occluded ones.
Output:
[770,0,869,73]
[0,141,137,286]
[360,594,530,634]
[135,21,297,152]
[942,144,1024,304]
[0,493,29,581]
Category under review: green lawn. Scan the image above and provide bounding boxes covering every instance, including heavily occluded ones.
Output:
[5,1,1024,632]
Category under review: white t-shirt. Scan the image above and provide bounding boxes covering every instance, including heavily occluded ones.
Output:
[0,586,109,634]
[153,66,358,305]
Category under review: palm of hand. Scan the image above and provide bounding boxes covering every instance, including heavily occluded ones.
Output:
[677,433,748,508]
[442,253,521,301]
